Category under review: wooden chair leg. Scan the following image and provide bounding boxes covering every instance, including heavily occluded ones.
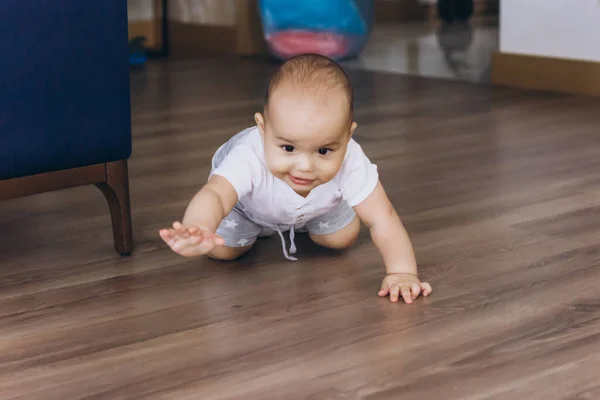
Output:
[95,159,133,256]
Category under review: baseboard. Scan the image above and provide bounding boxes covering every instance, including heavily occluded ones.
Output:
[491,52,600,97]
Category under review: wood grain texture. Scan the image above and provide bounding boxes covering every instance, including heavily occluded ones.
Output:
[95,160,134,256]
[1,57,600,399]
[0,164,105,201]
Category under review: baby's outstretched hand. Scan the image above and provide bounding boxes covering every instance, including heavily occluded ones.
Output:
[379,273,432,304]
[159,221,225,257]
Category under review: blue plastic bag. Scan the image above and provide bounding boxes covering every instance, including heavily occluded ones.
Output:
[258,0,373,60]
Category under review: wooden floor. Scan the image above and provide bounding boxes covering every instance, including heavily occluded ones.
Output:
[2,57,600,399]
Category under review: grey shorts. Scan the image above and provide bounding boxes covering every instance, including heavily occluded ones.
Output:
[216,200,357,248]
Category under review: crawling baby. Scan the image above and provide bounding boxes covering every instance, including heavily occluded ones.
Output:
[160,54,432,304]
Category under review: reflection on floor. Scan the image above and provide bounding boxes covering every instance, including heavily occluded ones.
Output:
[343,20,499,83]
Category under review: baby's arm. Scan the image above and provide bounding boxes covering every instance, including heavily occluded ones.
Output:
[160,175,238,257]
[182,175,238,231]
[354,181,432,303]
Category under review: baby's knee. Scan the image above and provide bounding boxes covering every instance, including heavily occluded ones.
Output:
[310,217,360,250]
[324,234,358,250]
[208,245,252,261]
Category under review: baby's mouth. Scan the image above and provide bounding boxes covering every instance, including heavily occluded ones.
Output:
[289,175,314,186]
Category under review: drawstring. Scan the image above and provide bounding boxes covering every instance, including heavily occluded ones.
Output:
[289,228,297,254]
[276,225,297,261]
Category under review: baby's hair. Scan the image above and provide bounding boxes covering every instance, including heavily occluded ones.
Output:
[265,53,354,118]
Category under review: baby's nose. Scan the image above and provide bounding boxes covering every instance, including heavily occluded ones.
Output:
[296,156,313,171]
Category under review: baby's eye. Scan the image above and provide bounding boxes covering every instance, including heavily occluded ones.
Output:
[282,145,295,153]
[317,148,331,155]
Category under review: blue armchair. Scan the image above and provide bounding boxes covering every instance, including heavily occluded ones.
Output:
[0,1,133,255]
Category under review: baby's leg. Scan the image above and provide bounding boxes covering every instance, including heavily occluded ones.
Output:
[307,201,360,250]
[210,206,262,261]
[208,245,253,261]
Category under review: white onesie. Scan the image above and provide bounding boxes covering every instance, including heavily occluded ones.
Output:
[210,126,379,260]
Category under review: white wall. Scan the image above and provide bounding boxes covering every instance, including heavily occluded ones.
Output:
[127,0,155,22]
[501,0,600,62]
[127,0,236,25]
[169,0,236,25]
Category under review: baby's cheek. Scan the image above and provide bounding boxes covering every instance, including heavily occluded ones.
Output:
[320,160,343,180]
[267,154,290,176]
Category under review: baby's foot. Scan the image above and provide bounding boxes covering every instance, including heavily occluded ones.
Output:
[159,221,225,257]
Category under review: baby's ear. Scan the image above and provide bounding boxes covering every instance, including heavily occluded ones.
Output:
[254,112,265,135]
[349,121,358,138]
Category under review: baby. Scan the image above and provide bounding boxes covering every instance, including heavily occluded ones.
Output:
[159,54,432,304]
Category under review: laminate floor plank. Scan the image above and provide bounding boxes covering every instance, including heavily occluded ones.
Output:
[1,57,600,399]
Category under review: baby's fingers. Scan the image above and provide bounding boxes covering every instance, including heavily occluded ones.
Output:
[199,231,224,247]
[378,280,390,297]
[171,230,205,251]
[421,282,433,296]
[159,228,175,242]
[389,284,400,303]
[173,221,191,238]
[400,286,413,304]
[187,226,224,245]
[410,283,421,300]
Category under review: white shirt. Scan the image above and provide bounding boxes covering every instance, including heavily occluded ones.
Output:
[210,126,379,258]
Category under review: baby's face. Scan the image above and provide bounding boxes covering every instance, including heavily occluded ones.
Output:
[256,86,355,197]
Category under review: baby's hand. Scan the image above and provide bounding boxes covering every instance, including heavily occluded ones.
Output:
[159,221,225,257]
[378,273,432,304]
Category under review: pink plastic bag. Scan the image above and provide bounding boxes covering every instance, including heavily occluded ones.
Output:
[266,31,351,59]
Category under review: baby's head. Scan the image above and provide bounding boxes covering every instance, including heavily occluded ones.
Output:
[254,53,357,196]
